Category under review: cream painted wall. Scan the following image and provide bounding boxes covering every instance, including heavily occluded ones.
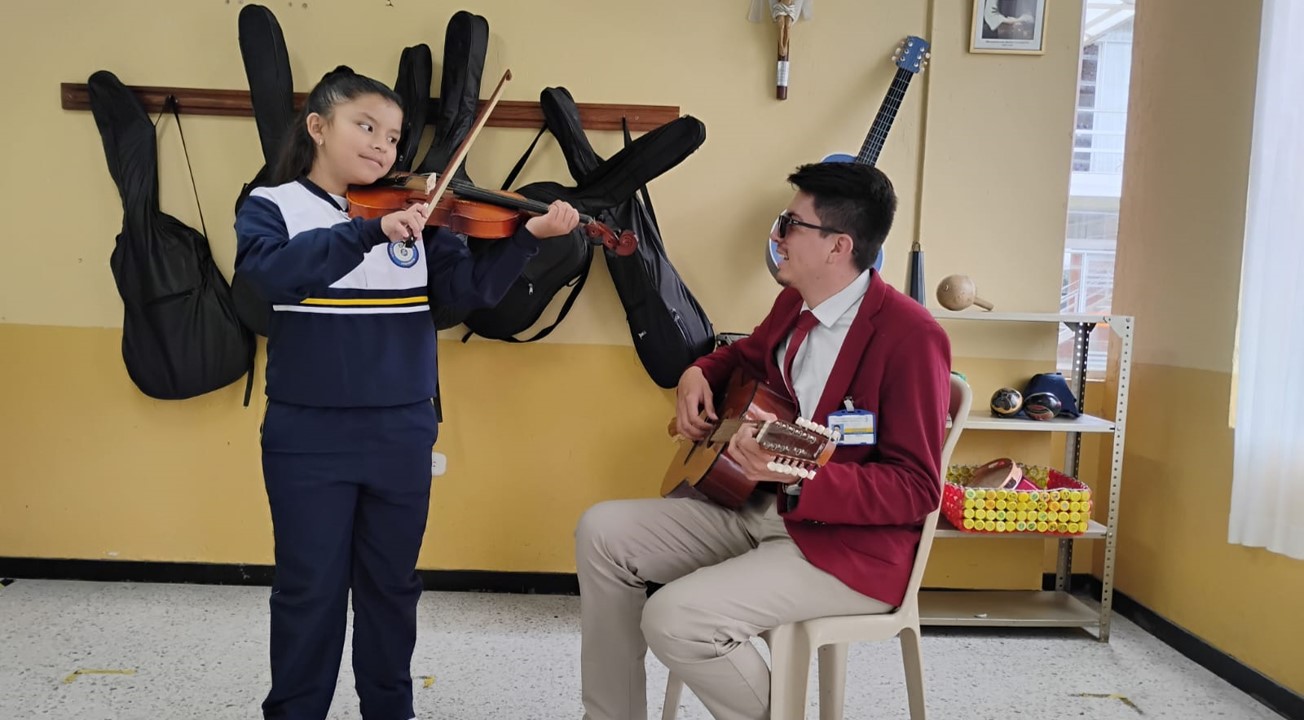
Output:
[1108,0,1304,697]
[1113,0,1256,374]
[0,1,1086,586]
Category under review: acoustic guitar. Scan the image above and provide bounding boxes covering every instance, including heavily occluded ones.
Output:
[661,370,839,509]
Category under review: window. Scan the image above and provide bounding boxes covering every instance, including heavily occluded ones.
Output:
[1057,2,1134,376]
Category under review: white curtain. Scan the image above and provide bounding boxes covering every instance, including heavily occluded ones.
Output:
[1229,0,1304,559]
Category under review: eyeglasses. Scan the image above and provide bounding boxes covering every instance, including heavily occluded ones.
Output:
[774,212,845,239]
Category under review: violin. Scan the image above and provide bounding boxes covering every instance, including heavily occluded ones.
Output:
[344,67,637,256]
[346,173,638,256]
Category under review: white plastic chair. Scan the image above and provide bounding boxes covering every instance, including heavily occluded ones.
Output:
[662,373,972,720]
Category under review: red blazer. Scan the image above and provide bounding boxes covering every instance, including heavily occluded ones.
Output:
[692,270,952,607]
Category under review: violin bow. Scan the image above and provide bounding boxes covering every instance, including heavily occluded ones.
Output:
[412,69,513,233]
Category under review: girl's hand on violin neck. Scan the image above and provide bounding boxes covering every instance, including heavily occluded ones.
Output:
[524,200,581,239]
[381,203,429,243]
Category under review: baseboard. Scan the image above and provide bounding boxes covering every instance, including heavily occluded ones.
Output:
[3,559,1297,719]
[1083,577,1302,720]
[0,557,579,595]
[1041,571,1094,591]
[1,560,1082,596]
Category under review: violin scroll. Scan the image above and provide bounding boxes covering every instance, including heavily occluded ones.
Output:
[584,222,638,257]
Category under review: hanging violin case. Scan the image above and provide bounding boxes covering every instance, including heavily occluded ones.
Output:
[230,3,296,338]
[416,10,492,331]
[392,42,433,174]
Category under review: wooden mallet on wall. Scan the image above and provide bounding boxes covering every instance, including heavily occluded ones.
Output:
[749,0,813,100]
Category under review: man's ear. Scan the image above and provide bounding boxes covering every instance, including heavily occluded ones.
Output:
[829,233,855,263]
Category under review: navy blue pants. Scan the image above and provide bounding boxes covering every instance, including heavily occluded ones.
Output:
[260,447,431,720]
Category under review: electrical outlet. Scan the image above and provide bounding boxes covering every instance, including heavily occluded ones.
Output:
[431,451,447,477]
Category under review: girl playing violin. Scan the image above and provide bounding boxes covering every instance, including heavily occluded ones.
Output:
[234,66,578,720]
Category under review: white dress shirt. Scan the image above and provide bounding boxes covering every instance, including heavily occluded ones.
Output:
[776,270,871,421]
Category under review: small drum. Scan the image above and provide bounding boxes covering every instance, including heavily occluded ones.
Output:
[1024,392,1063,421]
[990,387,1023,417]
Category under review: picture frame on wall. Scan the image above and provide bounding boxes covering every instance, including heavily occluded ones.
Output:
[970,0,1048,55]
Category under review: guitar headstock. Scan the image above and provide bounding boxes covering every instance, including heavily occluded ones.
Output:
[756,417,840,480]
[893,35,932,74]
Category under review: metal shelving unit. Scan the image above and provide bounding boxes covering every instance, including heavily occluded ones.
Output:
[921,310,1133,642]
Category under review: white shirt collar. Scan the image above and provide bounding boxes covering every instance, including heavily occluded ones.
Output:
[803,270,871,328]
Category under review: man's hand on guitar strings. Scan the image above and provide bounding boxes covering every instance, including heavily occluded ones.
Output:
[675,366,718,441]
[728,424,798,484]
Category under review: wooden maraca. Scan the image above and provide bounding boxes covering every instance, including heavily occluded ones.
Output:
[936,274,994,311]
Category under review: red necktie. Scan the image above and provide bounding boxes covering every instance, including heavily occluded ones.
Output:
[782,310,819,402]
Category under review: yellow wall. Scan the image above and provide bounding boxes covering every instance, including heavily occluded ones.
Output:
[0,0,1084,586]
[1107,0,1304,697]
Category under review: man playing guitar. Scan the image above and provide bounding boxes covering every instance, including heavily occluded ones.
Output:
[575,161,952,720]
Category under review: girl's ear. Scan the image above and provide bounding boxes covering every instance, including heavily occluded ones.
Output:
[306,112,326,146]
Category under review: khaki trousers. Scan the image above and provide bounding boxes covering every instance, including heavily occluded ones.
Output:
[575,492,892,720]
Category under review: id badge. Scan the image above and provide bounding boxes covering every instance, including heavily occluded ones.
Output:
[828,409,875,446]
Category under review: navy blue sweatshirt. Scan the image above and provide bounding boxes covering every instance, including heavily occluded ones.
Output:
[234,178,540,450]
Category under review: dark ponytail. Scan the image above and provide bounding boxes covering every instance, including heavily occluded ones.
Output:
[270,65,404,185]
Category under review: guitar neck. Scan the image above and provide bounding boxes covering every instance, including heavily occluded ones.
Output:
[856,67,916,166]
[709,419,753,443]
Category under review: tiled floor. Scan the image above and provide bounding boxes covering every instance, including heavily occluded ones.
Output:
[0,579,1285,719]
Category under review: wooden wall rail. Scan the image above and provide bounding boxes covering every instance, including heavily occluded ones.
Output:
[60,83,680,132]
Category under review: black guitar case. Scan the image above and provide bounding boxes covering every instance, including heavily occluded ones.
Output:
[604,120,716,387]
[538,88,713,386]
[459,87,711,376]
[230,3,296,338]
[88,70,255,400]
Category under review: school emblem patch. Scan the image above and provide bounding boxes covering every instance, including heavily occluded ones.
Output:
[388,241,419,268]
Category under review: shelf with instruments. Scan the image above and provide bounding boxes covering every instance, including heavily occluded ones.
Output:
[923,312,1133,642]
[59,82,679,132]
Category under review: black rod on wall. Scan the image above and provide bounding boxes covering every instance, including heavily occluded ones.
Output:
[60,82,680,132]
